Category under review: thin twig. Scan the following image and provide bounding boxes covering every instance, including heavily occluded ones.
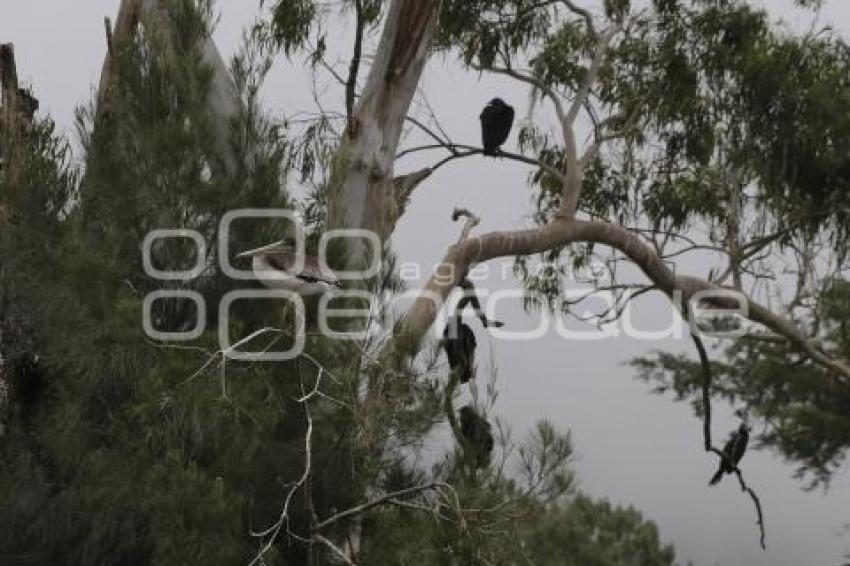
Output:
[315,483,450,531]
[315,534,356,565]
[396,142,563,181]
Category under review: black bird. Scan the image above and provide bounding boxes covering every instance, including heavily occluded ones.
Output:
[459,405,494,469]
[443,316,477,384]
[709,423,751,486]
[479,98,515,156]
[457,278,505,329]
[6,353,45,426]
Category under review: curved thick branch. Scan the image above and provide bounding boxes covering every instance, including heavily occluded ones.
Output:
[397,218,850,381]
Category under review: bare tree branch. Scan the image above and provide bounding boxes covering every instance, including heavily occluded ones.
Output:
[691,330,766,549]
[250,376,315,565]
[559,24,620,218]
[397,217,850,381]
[396,142,564,180]
[405,115,452,147]
[315,483,450,531]
[314,534,356,565]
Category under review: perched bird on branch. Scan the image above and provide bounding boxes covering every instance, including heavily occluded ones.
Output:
[459,405,494,469]
[443,315,476,384]
[238,237,340,297]
[479,98,515,157]
[709,423,751,486]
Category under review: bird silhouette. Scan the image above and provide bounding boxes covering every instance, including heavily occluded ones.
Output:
[442,315,477,384]
[459,405,494,468]
[709,423,751,486]
[479,98,515,156]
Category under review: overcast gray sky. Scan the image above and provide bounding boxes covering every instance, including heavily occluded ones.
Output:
[3,2,850,565]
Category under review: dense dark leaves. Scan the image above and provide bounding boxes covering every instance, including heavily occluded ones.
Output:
[266,0,317,55]
[437,0,557,67]
[740,36,850,238]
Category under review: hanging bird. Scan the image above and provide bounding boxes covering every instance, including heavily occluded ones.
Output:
[479,98,515,157]
[237,238,340,297]
[443,315,477,384]
[709,423,751,486]
[459,405,494,469]
[457,278,504,329]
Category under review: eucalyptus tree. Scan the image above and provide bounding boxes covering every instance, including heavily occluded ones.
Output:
[2,0,849,563]
[261,0,850,552]
[265,0,849,373]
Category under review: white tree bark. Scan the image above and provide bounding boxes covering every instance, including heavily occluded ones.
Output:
[327,0,442,264]
[396,216,850,380]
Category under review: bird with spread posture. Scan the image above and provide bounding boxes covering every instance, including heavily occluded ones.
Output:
[479,98,515,157]
[458,278,504,329]
[442,315,477,384]
[237,237,340,297]
[459,405,494,469]
[709,423,751,486]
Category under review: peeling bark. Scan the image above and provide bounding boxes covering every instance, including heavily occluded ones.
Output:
[327,0,442,265]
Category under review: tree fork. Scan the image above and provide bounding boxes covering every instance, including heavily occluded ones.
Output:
[327,0,442,267]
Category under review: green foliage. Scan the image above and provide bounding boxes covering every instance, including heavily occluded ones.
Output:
[361,451,675,566]
[0,3,322,563]
[262,0,384,60]
[522,495,674,566]
[486,1,850,321]
[437,0,557,67]
[740,34,850,237]
[266,0,318,55]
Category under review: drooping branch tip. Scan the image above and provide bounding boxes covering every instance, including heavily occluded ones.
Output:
[452,207,480,224]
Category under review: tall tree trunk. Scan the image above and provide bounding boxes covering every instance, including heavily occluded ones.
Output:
[327,0,441,265]
[1,43,27,189]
